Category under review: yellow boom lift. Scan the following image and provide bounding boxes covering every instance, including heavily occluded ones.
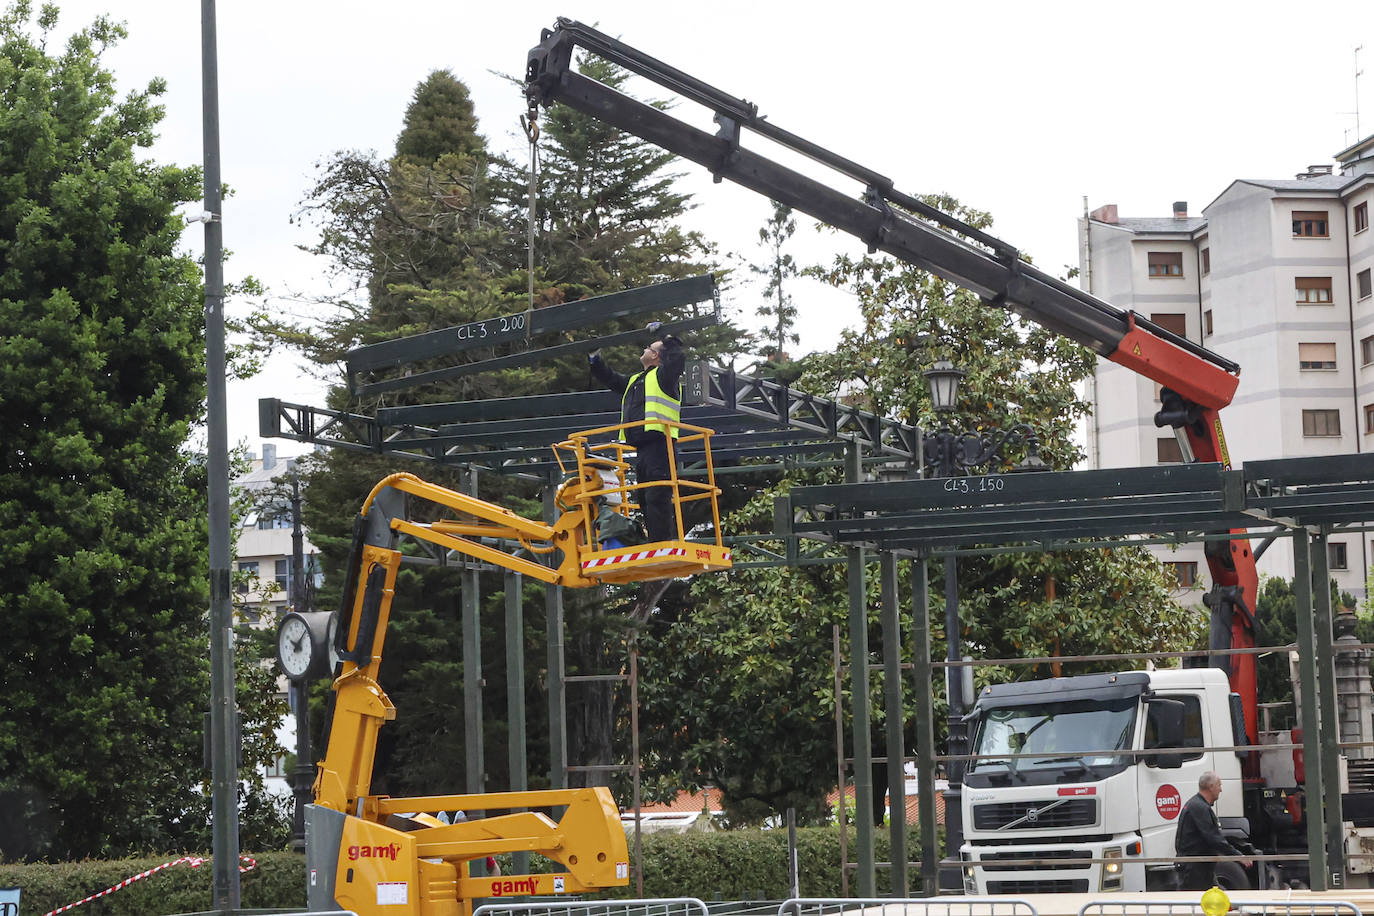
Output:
[302,420,730,916]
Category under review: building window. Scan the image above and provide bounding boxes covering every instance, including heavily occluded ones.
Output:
[1157,437,1184,463]
[275,558,290,593]
[1292,210,1329,237]
[1357,202,1369,234]
[1148,251,1184,277]
[1299,342,1337,370]
[1150,312,1188,337]
[1204,309,1213,337]
[1295,277,1333,304]
[236,560,258,595]
[1201,248,1211,275]
[1166,561,1199,587]
[1365,404,1374,433]
[1303,408,1341,437]
[1363,336,1374,365]
[1360,269,1373,301]
[1329,541,1349,570]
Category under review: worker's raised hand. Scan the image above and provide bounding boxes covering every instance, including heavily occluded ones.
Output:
[588,348,602,363]
[645,321,662,333]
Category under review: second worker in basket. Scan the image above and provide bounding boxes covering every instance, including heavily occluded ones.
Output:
[588,330,685,543]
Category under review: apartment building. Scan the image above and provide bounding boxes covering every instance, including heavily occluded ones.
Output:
[1079,132,1374,597]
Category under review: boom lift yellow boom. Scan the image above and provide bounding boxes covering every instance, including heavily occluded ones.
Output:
[303,421,730,916]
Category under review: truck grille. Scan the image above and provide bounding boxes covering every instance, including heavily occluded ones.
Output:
[978,849,1092,871]
[973,798,1097,830]
[988,879,1090,894]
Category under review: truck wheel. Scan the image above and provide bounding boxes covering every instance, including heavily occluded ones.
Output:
[1215,861,1250,891]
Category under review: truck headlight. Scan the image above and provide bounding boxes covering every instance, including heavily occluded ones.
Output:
[1103,846,1123,888]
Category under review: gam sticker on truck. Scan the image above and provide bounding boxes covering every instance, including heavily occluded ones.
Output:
[1155,785,1182,820]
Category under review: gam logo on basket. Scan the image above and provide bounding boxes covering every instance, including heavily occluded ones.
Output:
[1155,785,1182,820]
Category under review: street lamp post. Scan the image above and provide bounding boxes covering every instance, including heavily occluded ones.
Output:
[921,360,1046,886]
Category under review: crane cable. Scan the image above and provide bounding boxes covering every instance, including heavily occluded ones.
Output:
[521,104,540,343]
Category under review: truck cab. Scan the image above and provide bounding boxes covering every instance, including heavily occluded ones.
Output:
[960,669,1246,894]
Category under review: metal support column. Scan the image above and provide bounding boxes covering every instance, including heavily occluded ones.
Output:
[880,550,908,896]
[1313,527,1346,887]
[941,552,965,886]
[911,553,939,896]
[505,569,530,876]
[463,467,485,799]
[201,0,239,906]
[846,441,876,895]
[1293,528,1328,890]
[543,483,568,790]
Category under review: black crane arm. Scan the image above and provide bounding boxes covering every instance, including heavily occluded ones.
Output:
[524,18,1240,411]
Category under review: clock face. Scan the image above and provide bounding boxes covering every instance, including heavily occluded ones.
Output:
[277,615,314,679]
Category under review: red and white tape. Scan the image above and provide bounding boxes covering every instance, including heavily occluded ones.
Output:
[43,854,258,916]
[582,546,686,570]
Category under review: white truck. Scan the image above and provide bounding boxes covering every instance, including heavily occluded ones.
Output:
[959,668,1263,894]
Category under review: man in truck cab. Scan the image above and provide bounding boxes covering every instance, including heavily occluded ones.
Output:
[1175,771,1251,889]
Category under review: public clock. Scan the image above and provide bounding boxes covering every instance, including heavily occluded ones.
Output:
[275,611,330,681]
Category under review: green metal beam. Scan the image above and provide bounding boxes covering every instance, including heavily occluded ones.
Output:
[1293,529,1328,890]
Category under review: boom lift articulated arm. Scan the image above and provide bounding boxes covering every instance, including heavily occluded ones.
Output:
[525,20,1259,746]
[307,425,730,915]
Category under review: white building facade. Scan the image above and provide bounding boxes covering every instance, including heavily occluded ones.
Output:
[1079,134,1374,598]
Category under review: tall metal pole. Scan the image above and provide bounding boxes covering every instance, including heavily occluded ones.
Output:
[505,570,529,876]
[543,483,568,790]
[1313,528,1346,887]
[845,441,876,895]
[880,550,908,895]
[288,472,313,850]
[290,472,306,611]
[1293,529,1328,890]
[462,467,485,801]
[911,554,940,896]
[201,1,239,908]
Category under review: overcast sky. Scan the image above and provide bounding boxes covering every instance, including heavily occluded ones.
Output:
[44,1,1374,458]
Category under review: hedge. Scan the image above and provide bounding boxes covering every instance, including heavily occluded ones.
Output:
[0,826,942,914]
[0,852,303,916]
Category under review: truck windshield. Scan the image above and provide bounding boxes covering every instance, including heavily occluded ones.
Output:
[970,697,1136,776]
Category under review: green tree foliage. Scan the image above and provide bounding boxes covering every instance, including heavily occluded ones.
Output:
[510,56,712,298]
[394,70,484,164]
[1254,573,1353,721]
[749,201,799,361]
[0,1,208,859]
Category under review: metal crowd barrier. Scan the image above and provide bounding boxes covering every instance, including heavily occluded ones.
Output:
[1078,899,1363,916]
[778,898,1040,916]
[475,898,711,916]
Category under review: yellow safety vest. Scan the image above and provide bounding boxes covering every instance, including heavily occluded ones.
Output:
[620,367,681,440]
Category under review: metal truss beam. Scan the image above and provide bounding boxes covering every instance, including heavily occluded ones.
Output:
[783,452,1374,553]
[345,274,717,394]
[260,365,920,470]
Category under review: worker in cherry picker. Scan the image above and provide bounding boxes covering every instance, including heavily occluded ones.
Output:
[588,323,685,543]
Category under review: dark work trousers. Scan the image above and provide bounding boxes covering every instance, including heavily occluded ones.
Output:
[634,432,676,542]
[1176,862,1216,891]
